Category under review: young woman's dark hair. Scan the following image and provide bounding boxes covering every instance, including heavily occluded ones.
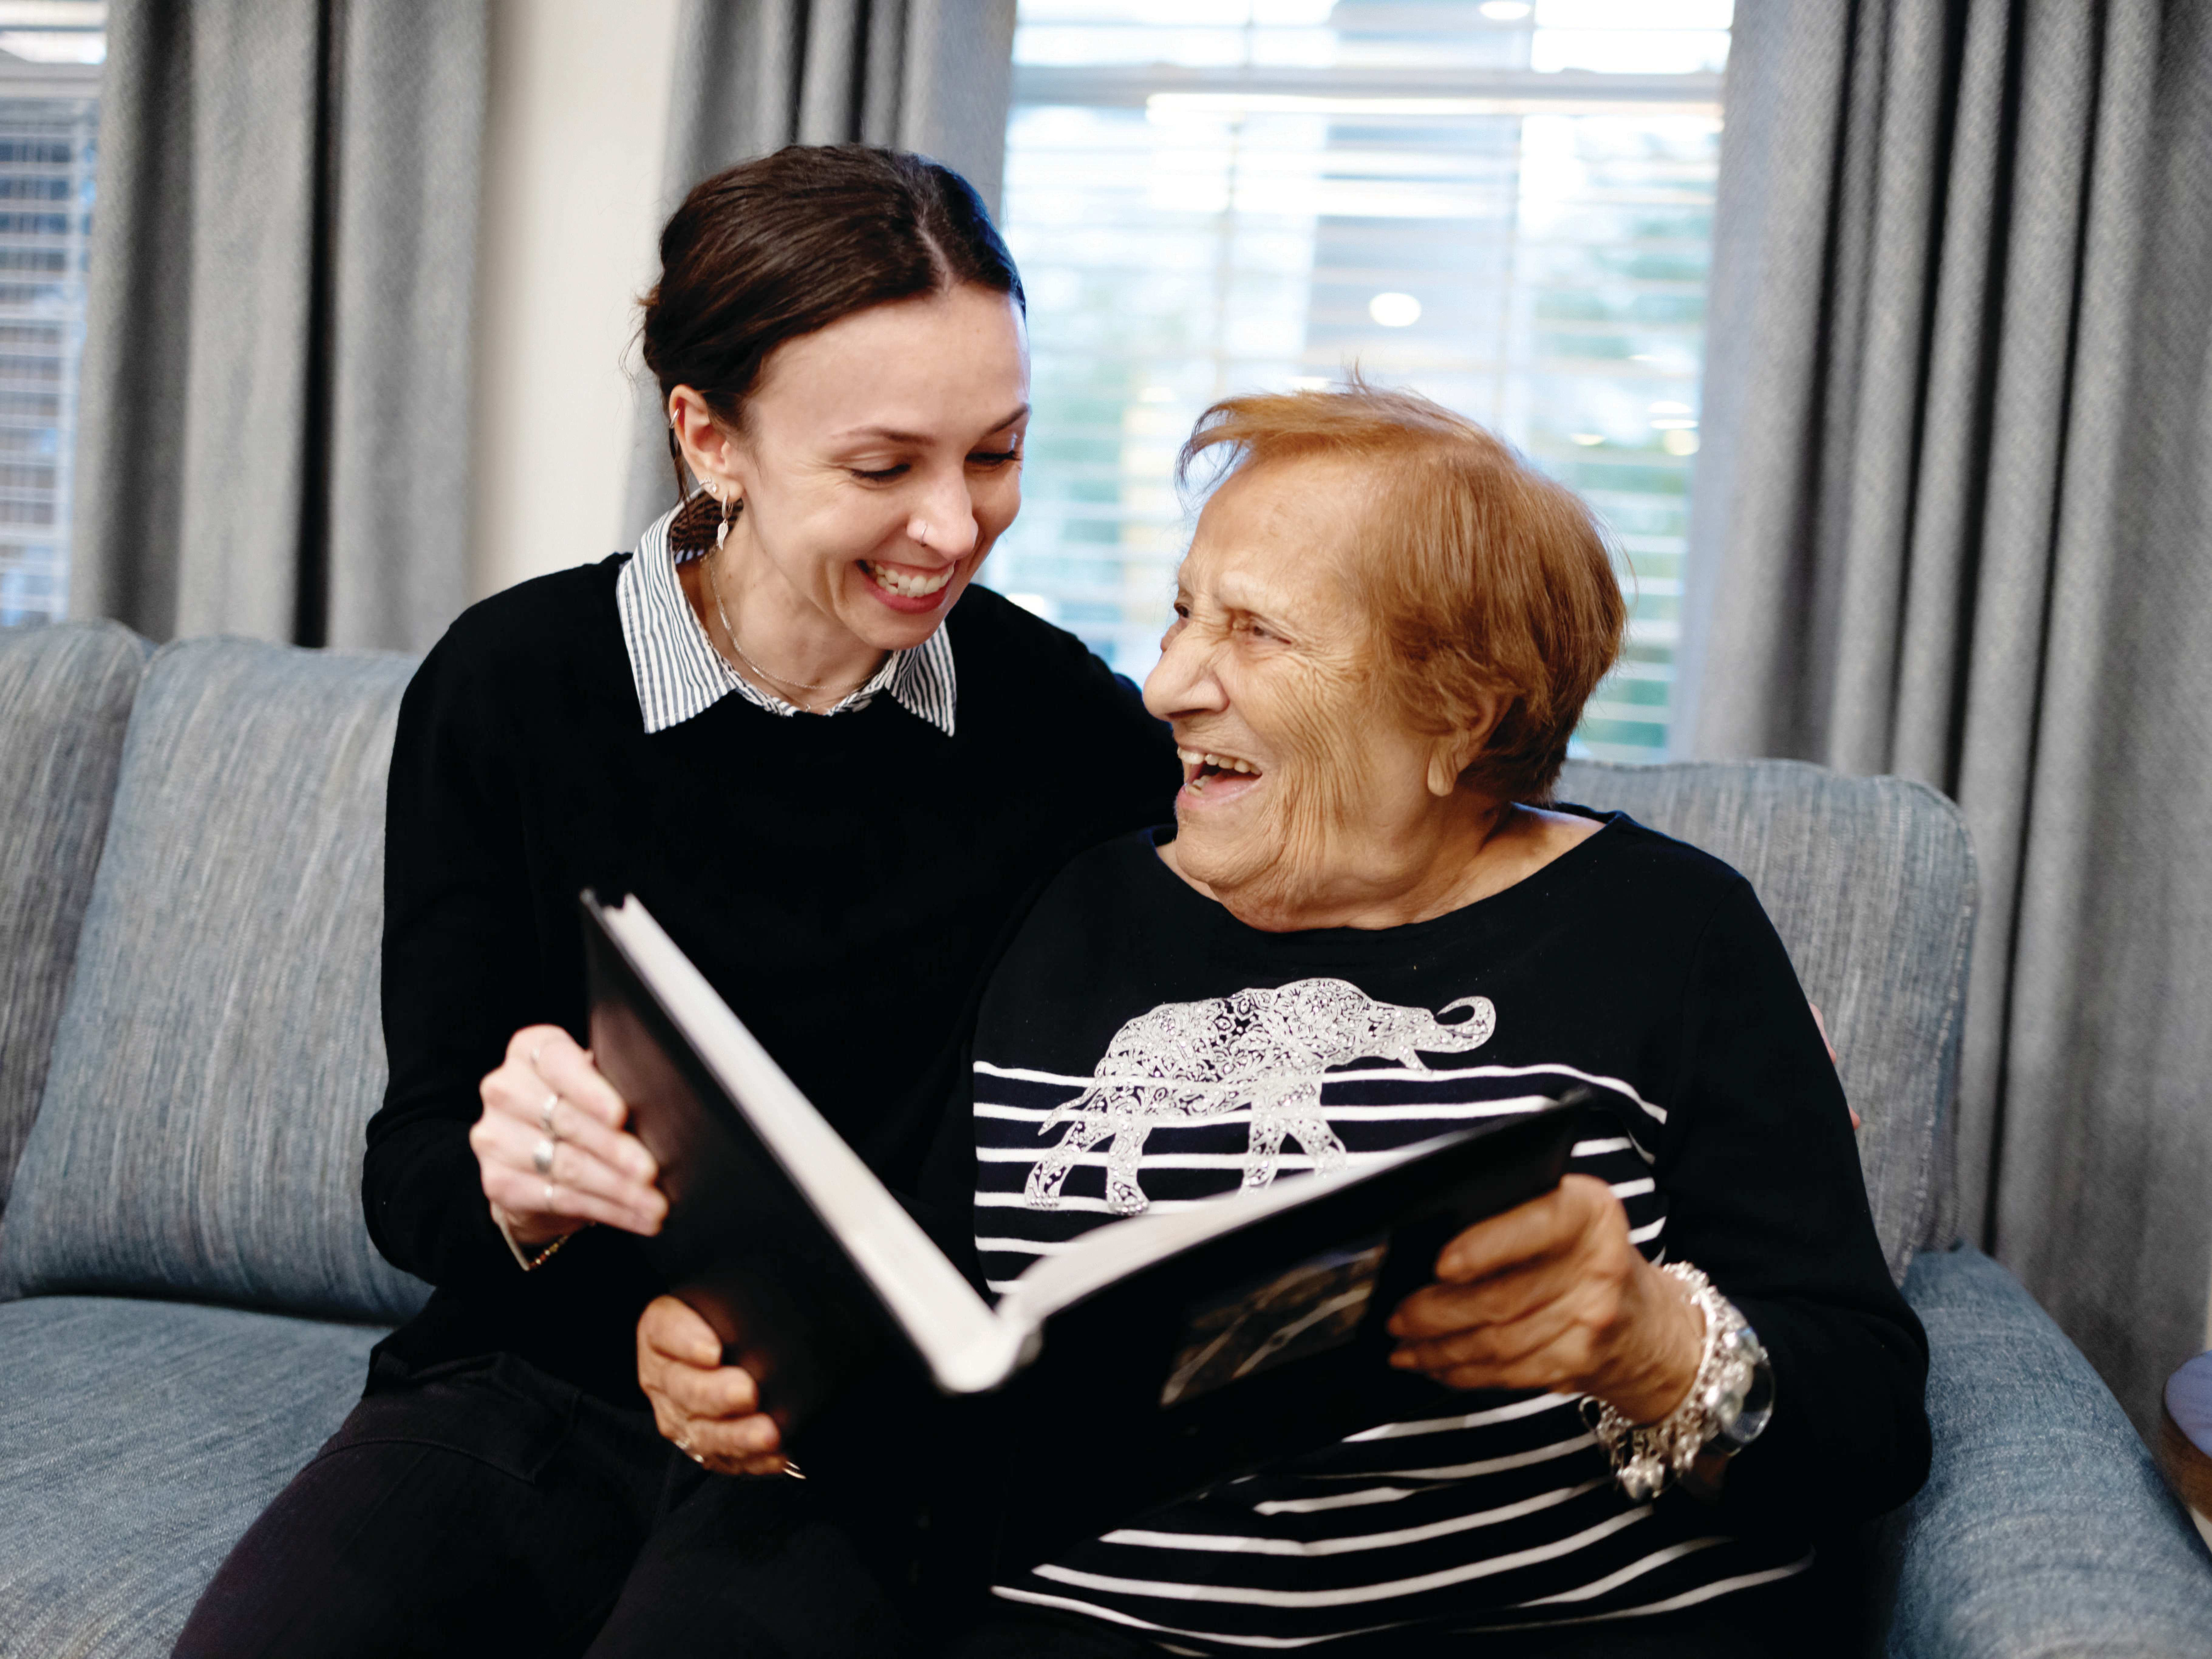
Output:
[640,144,1024,547]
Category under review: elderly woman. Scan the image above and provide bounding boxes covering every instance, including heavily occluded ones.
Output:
[646,385,1931,1656]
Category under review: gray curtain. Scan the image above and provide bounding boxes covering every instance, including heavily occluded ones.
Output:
[70,0,488,652]
[622,0,1018,538]
[1681,0,2212,1433]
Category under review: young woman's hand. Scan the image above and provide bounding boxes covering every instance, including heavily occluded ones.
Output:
[637,1295,789,1476]
[471,1024,666,1248]
[1385,1175,1705,1425]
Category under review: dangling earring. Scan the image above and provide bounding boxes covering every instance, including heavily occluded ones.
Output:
[717,486,740,550]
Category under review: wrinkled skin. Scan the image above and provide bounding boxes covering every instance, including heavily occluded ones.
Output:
[638,1295,790,1477]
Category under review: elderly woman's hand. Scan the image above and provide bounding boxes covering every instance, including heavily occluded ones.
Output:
[471,1024,666,1250]
[1386,1175,1705,1425]
[637,1296,789,1476]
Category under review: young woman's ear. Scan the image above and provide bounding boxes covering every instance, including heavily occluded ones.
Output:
[668,387,743,496]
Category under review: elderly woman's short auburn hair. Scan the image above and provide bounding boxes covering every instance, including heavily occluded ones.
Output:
[1179,383,1627,805]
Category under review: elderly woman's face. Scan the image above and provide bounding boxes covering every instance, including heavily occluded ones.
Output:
[1144,457,1458,922]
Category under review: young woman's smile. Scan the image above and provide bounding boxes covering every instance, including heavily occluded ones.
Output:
[860,556,959,606]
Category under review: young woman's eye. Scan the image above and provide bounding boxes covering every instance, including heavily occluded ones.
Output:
[969,447,1021,468]
[850,464,908,482]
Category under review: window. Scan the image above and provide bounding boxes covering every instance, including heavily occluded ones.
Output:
[0,2,102,628]
[991,0,1728,759]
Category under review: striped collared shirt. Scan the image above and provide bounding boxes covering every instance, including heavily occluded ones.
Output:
[615,503,958,737]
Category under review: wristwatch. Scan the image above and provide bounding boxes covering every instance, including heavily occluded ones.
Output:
[1586,1263,1774,1502]
[1707,1318,1776,1457]
[1682,1316,1774,1500]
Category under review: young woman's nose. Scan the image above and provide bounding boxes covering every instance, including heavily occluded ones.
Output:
[908,470,980,559]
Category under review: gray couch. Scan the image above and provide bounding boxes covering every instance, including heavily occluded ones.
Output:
[0,621,2207,1658]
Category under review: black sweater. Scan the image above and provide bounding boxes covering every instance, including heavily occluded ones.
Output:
[963,823,1930,1642]
[363,561,1181,1406]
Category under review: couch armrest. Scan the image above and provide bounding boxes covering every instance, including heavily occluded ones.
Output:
[1880,1243,2212,1658]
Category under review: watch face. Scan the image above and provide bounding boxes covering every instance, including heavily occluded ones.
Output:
[1715,1327,1774,1452]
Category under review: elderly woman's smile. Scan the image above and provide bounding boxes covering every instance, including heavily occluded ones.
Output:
[1174,746,1258,789]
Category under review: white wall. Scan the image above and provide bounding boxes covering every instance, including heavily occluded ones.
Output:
[469,0,682,603]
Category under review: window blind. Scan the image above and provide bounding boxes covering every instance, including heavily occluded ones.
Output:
[0,4,100,628]
[990,0,1728,759]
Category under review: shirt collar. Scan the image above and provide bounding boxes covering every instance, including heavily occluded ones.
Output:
[615,503,957,737]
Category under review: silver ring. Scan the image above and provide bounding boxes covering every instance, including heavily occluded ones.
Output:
[539,1092,561,1136]
[532,1136,556,1177]
[543,1180,557,1212]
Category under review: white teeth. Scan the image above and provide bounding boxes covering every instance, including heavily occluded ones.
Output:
[1178,747,1258,782]
[864,560,953,598]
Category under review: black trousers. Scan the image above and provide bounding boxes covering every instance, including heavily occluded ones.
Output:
[172,1352,1150,1659]
[176,1351,1843,1659]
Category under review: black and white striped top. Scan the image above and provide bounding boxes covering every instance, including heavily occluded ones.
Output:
[965,824,1928,1651]
[614,502,958,736]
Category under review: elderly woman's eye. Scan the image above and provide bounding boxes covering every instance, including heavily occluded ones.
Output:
[850,465,908,482]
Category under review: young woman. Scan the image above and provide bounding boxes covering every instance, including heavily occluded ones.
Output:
[175,147,1179,1659]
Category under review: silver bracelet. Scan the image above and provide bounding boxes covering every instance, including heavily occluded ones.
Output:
[1583,1262,1773,1500]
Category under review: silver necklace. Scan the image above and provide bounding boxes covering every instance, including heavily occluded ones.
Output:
[708,545,857,709]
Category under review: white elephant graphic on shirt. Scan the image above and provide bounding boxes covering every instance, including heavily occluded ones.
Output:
[1024,977,1497,1215]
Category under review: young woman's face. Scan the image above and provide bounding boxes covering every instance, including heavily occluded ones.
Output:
[683,285,1030,652]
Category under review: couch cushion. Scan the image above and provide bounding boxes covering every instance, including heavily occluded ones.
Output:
[0,639,430,1323]
[1883,1245,2212,1656]
[1556,759,1976,1283]
[0,621,147,1216]
[0,1294,380,1659]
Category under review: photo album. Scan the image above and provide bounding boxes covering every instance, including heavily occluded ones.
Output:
[584,892,1590,1571]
